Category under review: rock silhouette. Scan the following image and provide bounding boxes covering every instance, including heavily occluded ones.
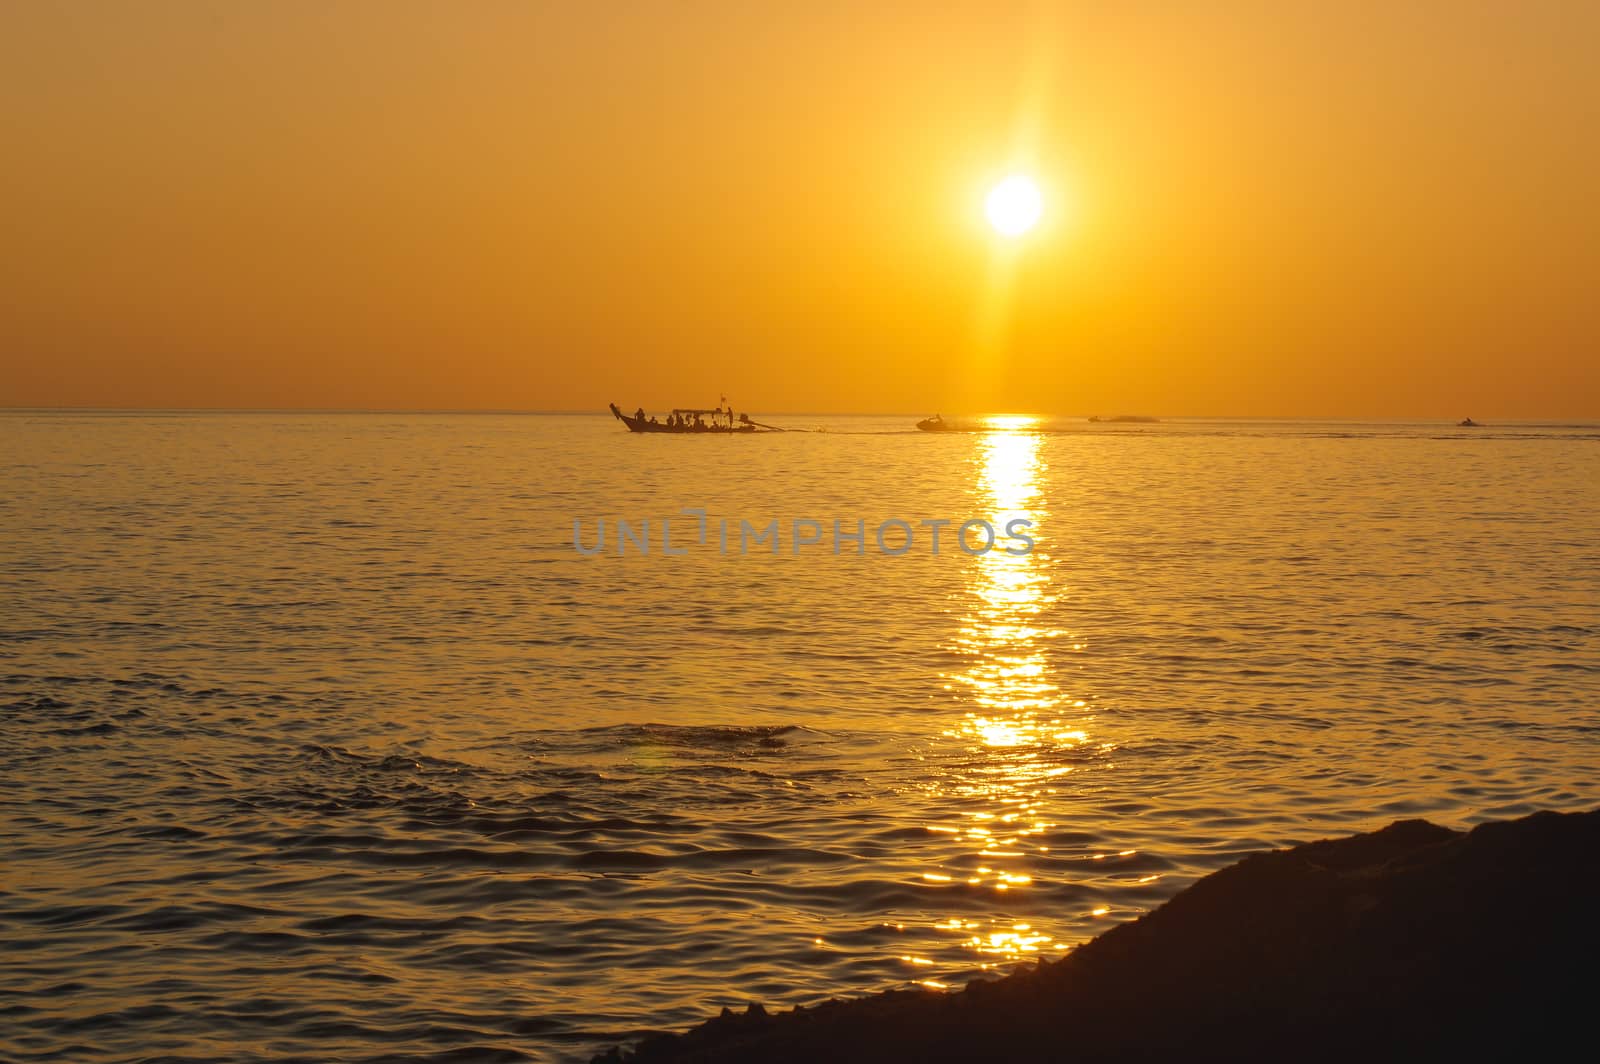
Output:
[596,808,1599,1062]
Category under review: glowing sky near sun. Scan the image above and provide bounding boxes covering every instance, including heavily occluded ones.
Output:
[1,2,1596,417]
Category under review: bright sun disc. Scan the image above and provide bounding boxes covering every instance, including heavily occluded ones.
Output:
[985,175,1042,236]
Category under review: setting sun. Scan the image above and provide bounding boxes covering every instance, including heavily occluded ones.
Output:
[985,175,1043,236]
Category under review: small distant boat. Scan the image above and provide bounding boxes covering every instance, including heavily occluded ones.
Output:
[1088,415,1161,423]
[916,414,955,432]
[1458,417,1481,427]
[609,402,776,434]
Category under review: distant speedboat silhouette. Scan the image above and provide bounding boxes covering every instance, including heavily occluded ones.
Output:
[1089,415,1160,423]
[609,402,778,433]
[1458,417,1481,427]
[916,414,955,431]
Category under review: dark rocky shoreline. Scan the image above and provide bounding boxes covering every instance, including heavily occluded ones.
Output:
[595,808,1599,1062]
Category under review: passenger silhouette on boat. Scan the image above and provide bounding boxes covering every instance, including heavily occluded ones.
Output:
[635,407,645,422]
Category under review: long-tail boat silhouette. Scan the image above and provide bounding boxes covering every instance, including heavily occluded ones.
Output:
[609,402,781,433]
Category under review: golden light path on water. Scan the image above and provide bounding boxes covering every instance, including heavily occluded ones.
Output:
[913,416,1103,984]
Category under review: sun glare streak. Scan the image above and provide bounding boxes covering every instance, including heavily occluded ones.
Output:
[964,1,1064,400]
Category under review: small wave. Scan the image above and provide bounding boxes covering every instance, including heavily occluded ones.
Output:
[581,723,822,752]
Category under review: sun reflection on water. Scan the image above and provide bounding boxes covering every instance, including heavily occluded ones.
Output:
[914,418,1096,969]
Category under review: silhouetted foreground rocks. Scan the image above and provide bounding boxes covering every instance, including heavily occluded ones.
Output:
[595,809,1599,1062]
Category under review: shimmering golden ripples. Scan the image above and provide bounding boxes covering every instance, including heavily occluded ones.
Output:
[903,418,1110,971]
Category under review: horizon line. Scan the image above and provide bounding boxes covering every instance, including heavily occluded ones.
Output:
[4,406,1595,424]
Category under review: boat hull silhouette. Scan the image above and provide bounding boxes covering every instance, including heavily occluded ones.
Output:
[610,403,761,434]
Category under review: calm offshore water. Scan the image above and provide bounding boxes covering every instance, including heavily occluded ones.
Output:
[3,411,1598,1062]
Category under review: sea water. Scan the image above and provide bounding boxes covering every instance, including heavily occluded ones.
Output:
[3,411,1598,1062]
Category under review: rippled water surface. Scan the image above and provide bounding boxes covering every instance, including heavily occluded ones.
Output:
[3,412,1598,1062]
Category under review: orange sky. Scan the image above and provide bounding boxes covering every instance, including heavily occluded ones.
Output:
[2,2,1596,417]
